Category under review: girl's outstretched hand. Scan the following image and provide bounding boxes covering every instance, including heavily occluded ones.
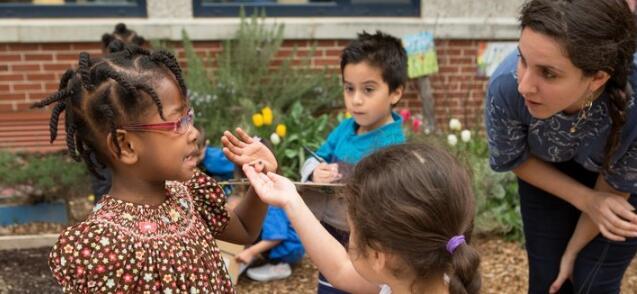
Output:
[222,128,277,173]
[242,164,299,208]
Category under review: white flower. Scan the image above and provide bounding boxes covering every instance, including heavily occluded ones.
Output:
[270,133,281,145]
[447,134,458,146]
[449,118,462,131]
[460,129,472,142]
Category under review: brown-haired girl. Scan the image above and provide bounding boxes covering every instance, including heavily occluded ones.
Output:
[244,143,481,294]
[485,0,637,292]
[33,47,276,293]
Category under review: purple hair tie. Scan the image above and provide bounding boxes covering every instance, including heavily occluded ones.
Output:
[446,235,465,254]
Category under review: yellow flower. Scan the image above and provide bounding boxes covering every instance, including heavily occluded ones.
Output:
[345,112,352,118]
[276,123,287,137]
[261,107,273,126]
[252,113,264,127]
[87,194,95,202]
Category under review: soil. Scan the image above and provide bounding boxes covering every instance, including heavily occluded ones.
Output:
[0,235,635,293]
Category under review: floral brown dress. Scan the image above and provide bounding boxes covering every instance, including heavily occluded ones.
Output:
[49,170,234,293]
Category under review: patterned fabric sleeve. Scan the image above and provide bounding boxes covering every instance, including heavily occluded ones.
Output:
[485,74,530,172]
[186,168,230,237]
[49,223,124,293]
[605,140,637,194]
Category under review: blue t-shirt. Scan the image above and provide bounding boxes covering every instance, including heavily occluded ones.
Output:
[485,51,637,193]
[261,206,304,264]
[316,112,406,165]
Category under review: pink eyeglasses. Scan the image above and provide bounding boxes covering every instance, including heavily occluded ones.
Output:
[122,108,194,135]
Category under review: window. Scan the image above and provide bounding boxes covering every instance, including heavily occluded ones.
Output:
[0,0,146,18]
[193,0,420,17]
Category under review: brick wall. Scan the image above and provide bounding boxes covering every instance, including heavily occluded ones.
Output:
[0,39,491,152]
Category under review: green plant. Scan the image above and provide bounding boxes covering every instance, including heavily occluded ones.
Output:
[410,126,523,242]
[181,9,342,144]
[0,151,90,203]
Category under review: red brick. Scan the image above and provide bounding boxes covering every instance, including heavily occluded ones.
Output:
[15,102,34,111]
[0,84,9,91]
[313,59,339,67]
[71,43,102,51]
[336,40,353,47]
[28,92,50,101]
[0,103,15,112]
[462,49,478,56]
[11,64,41,72]
[193,41,221,49]
[0,54,22,62]
[325,49,343,57]
[438,66,459,74]
[438,48,461,56]
[7,43,40,51]
[282,40,309,48]
[0,65,7,72]
[45,82,59,91]
[27,73,56,81]
[13,83,42,91]
[313,40,336,47]
[0,44,7,52]
[25,54,53,61]
[55,53,81,61]
[41,43,72,51]
[43,63,74,71]
[0,73,24,81]
[0,93,26,101]
[448,40,476,47]
[449,57,475,65]
[461,66,477,73]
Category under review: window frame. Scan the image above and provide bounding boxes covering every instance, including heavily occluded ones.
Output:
[193,0,420,17]
[0,0,147,18]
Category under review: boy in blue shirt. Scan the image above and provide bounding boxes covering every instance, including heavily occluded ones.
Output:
[235,206,305,281]
[300,31,407,294]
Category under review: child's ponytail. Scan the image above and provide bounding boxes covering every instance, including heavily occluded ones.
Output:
[447,236,481,294]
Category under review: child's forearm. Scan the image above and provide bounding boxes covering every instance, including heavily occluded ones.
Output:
[245,240,282,256]
[283,193,378,293]
[221,187,269,244]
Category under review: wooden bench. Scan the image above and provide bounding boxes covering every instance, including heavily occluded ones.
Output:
[0,111,66,153]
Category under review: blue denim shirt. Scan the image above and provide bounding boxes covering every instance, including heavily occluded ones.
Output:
[485,51,637,193]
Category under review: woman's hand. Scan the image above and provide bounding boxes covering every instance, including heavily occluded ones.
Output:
[312,163,341,183]
[584,191,637,241]
[242,164,299,209]
[221,128,277,173]
[549,250,577,293]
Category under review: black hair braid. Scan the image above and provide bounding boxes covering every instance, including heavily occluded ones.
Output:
[101,68,138,97]
[48,101,66,143]
[58,69,74,91]
[135,83,165,120]
[96,102,122,156]
[124,45,149,57]
[78,52,95,91]
[31,88,72,109]
[75,139,102,180]
[150,50,187,95]
[65,122,80,162]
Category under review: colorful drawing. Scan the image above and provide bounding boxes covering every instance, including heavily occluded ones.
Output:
[477,41,518,77]
[402,32,439,78]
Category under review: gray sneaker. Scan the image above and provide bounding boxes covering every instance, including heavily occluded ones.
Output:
[246,263,292,282]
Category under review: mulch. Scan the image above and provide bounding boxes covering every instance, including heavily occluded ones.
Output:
[1,234,635,293]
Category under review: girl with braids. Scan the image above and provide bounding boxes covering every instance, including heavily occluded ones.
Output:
[485,0,637,292]
[101,23,146,55]
[242,143,481,294]
[33,47,277,293]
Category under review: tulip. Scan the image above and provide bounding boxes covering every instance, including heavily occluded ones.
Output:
[447,134,458,146]
[261,107,273,126]
[399,108,411,124]
[412,118,422,133]
[461,129,472,142]
[252,113,264,127]
[449,118,462,131]
[276,123,287,137]
[270,133,281,145]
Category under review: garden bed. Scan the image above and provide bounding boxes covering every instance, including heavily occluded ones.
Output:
[1,236,635,293]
